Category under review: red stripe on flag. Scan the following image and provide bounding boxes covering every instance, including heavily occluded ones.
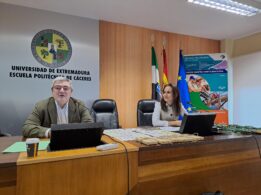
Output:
[162,48,169,85]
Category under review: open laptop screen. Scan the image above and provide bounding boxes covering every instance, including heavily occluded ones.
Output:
[49,122,104,151]
[180,113,216,136]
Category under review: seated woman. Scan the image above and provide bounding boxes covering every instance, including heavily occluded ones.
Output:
[152,84,187,127]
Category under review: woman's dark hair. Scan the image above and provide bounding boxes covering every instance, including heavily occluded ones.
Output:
[160,84,181,115]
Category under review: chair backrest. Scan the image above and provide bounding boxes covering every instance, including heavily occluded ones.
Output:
[137,99,156,126]
[90,99,119,129]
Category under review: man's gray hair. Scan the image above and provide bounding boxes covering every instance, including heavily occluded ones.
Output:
[51,76,73,89]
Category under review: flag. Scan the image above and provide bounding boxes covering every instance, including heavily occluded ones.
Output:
[151,47,161,101]
[162,48,169,85]
[177,50,192,112]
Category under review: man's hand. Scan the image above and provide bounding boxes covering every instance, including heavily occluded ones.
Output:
[48,130,51,138]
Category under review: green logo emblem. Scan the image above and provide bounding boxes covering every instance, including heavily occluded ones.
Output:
[31,29,72,68]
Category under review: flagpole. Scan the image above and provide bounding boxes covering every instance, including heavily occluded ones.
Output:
[162,35,166,49]
[151,34,155,47]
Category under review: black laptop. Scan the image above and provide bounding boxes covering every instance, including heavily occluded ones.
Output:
[49,122,104,151]
[180,113,218,136]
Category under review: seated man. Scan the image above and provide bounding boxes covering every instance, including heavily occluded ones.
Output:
[23,77,93,138]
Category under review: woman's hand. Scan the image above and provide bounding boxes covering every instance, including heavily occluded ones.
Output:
[168,120,182,127]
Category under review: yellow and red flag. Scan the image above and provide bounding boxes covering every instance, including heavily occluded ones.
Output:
[162,48,169,85]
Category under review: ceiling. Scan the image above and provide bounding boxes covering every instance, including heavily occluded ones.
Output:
[1,0,261,40]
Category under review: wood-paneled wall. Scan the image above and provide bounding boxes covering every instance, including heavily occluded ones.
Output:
[100,21,220,128]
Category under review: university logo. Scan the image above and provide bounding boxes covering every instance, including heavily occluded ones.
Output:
[31,29,72,68]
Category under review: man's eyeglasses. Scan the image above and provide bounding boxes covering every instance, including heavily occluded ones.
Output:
[53,86,71,91]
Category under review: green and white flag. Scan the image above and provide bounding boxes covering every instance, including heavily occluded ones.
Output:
[151,46,161,101]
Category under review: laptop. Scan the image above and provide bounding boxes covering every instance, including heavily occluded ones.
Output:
[48,122,104,151]
[179,112,218,136]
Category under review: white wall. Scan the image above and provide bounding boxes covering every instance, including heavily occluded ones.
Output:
[227,57,234,124]
[233,51,261,127]
[0,3,99,135]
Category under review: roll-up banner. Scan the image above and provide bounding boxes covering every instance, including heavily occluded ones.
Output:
[184,54,228,124]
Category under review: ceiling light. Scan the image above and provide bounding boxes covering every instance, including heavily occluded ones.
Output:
[187,0,261,16]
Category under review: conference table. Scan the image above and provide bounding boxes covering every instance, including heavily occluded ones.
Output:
[1,133,261,195]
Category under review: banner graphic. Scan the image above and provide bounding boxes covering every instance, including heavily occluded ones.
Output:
[184,54,228,124]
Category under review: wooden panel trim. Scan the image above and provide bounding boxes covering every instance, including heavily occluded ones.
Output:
[138,150,260,182]
[137,160,261,195]
[0,136,21,168]
[0,181,16,188]
[17,151,139,195]
[137,136,258,165]
[0,166,16,188]
[17,135,138,165]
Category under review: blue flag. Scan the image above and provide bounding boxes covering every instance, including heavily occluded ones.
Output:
[177,50,192,113]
